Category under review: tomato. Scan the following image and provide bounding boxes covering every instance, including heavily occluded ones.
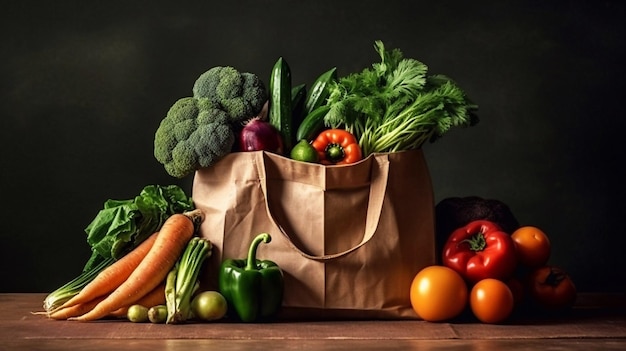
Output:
[409,265,468,322]
[527,266,577,310]
[511,226,551,269]
[442,220,518,283]
[470,278,515,324]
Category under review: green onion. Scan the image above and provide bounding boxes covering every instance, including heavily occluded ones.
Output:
[165,237,212,324]
[43,256,114,312]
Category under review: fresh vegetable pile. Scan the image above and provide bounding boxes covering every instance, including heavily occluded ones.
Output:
[36,180,282,323]
[38,187,281,323]
[37,41,576,326]
[41,185,194,312]
[410,196,577,324]
[153,40,479,174]
[41,40,477,323]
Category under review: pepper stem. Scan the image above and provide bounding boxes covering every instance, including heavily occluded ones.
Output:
[245,233,272,271]
[459,231,487,252]
[325,144,345,163]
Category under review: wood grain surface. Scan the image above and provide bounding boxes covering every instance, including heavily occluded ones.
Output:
[2,293,625,350]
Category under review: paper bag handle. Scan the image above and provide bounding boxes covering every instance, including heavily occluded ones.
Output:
[257,153,390,261]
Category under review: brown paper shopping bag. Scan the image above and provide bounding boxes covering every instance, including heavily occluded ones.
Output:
[192,149,436,319]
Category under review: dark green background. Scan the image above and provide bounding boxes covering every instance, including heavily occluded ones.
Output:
[1,1,624,294]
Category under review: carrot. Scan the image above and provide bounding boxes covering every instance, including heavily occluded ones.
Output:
[69,209,204,322]
[47,282,165,320]
[52,232,159,313]
[108,282,167,318]
[47,295,107,320]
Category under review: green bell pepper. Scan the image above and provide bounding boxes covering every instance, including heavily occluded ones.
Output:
[218,233,284,322]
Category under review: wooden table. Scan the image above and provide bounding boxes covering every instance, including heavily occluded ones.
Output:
[2,293,625,350]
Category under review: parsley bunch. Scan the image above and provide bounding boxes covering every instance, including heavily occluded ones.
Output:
[324,41,479,156]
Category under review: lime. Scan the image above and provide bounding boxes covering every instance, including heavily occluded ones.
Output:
[290,139,319,163]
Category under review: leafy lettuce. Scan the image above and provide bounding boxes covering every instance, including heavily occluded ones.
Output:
[83,184,194,271]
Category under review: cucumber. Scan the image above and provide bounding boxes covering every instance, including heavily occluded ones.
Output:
[296,105,331,142]
[269,57,293,151]
[291,83,307,136]
[304,67,337,115]
[291,83,307,107]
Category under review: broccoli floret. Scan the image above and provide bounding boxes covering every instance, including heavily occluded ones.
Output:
[154,97,235,178]
[191,109,235,168]
[192,66,267,123]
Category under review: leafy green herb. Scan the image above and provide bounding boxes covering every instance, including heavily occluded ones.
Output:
[324,40,478,156]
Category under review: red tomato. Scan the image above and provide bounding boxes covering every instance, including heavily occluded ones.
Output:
[409,266,468,322]
[527,266,577,310]
[470,278,515,324]
[511,226,551,269]
[442,220,518,283]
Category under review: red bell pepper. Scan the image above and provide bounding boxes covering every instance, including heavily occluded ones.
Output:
[311,129,362,165]
[442,220,517,283]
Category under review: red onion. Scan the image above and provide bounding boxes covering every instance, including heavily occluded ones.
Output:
[239,117,284,154]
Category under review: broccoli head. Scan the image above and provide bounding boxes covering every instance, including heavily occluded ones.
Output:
[154,97,235,178]
[192,66,267,123]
